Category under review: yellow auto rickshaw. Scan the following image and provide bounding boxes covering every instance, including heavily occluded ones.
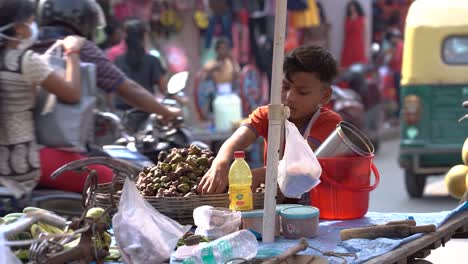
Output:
[400,0,468,197]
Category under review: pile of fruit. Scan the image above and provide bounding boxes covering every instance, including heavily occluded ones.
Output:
[136,145,214,197]
[445,138,468,200]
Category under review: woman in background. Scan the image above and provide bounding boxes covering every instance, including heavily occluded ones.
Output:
[341,0,368,68]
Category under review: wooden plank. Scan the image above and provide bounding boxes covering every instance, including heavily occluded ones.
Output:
[364,210,468,264]
[395,259,407,264]
[412,249,432,259]
[441,234,452,246]
[452,231,468,239]
[455,223,468,233]
[425,240,441,250]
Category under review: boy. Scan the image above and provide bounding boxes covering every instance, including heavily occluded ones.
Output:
[198,45,342,194]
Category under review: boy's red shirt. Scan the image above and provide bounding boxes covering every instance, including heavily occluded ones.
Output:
[243,106,342,162]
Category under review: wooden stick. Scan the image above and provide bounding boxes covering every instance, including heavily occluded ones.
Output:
[262,0,287,243]
[262,238,309,264]
[385,220,417,226]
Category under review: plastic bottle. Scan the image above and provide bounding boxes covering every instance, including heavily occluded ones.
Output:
[182,230,258,264]
[213,84,242,132]
[229,151,253,211]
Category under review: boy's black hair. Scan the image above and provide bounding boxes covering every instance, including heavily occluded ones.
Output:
[283,45,338,85]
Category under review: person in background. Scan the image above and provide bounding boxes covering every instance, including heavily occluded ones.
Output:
[387,28,404,118]
[105,17,128,62]
[341,0,368,68]
[0,0,83,196]
[114,19,168,131]
[203,37,240,92]
[198,45,342,194]
[99,18,124,51]
[33,0,181,193]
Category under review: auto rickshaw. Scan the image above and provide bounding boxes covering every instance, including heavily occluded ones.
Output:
[400,0,468,198]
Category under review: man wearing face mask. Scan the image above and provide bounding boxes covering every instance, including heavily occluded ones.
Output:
[0,0,84,197]
[31,0,181,193]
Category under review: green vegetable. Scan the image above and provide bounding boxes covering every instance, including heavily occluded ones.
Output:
[14,250,29,260]
[180,176,191,184]
[177,183,190,193]
[160,176,170,183]
[160,163,171,173]
[196,157,209,166]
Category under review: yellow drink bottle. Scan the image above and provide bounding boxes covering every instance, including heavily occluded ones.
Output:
[229,151,253,211]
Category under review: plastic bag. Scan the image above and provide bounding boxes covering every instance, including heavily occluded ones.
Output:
[113,177,191,264]
[0,233,21,264]
[278,120,322,198]
[193,206,241,239]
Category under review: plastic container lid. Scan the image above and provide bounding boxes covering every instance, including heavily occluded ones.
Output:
[280,206,319,220]
[234,151,245,159]
[276,204,302,214]
[242,209,264,218]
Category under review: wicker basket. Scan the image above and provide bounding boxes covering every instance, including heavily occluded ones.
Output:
[95,182,284,225]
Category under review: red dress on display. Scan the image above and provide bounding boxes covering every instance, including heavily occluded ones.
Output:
[341,16,367,68]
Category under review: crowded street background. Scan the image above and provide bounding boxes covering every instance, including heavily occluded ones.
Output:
[1,0,468,263]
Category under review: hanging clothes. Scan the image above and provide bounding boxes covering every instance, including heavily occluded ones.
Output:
[290,0,320,29]
[204,0,233,48]
[341,16,367,68]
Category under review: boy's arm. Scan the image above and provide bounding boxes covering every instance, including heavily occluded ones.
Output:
[198,126,258,194]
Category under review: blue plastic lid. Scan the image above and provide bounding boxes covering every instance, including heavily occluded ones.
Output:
[276,204,302,214]
[242,209,264,218]
[280,206,319,220]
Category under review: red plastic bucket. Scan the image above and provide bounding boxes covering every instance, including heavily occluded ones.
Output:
[310,155,380,220]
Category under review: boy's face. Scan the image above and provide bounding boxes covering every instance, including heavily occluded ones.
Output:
[281,72,332,121]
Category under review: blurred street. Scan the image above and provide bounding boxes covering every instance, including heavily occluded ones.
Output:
[370,135,467,264]
[370,136,459,213]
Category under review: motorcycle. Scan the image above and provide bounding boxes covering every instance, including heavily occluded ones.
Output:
[328,85,366,130]
[0,72,202,217]
[337,64,383,152]
[94,71,209,165]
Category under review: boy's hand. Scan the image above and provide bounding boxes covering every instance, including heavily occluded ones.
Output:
[250,167,266,192]
[198,160,229,194]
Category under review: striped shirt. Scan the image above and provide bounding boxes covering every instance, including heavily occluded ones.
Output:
[35,28,127,94]
[79,40,126,93]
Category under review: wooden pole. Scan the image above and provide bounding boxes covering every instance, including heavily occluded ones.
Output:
[262,0,288,243]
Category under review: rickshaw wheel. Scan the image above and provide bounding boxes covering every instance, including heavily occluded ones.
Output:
[405,171,427,198]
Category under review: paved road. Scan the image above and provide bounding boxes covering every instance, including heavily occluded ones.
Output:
[370,137,458,213]
[369,137,467,263]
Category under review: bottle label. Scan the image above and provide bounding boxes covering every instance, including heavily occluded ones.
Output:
[198,241,233,264]
[217,240,233,260]
[200,246,216,264]
[229,185,253,211]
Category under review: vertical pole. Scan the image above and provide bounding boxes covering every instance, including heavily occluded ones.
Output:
[262,0,288,243]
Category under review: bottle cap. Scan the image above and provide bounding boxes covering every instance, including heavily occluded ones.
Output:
[234,151,245,159]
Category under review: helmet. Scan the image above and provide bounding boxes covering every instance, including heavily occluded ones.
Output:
[36,0,106,39]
